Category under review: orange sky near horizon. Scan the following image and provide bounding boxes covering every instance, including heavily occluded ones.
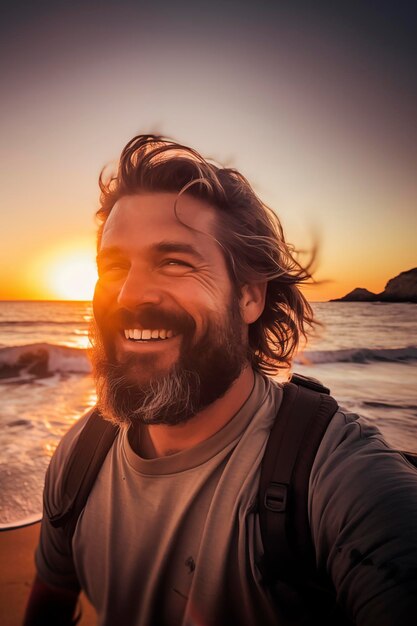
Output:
[0,233,413,303]
[1,4,416,304]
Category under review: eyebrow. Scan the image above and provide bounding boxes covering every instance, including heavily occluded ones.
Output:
[96,246,123,264]
[97,241,206,264]
[154,241,206,263]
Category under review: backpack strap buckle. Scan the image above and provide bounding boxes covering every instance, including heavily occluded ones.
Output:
[264,482,288,512]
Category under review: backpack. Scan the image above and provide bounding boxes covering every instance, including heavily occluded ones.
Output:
[44,373,417,617]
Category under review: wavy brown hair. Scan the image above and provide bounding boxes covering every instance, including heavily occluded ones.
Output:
[96,134,316,374]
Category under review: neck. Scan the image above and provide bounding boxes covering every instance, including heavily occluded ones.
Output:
[130,365,255,458]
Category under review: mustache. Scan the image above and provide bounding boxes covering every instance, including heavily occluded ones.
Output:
[105,305,196,335]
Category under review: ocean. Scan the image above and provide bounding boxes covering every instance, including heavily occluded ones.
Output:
[0,300,416,527]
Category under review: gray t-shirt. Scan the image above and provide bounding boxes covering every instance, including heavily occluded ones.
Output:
[36,373,417,625]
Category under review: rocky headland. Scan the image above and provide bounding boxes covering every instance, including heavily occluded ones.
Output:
[331,268,417,303]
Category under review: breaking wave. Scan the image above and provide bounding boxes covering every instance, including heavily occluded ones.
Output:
[295,346,417,365]
[0,320,87,326]
[0,343,91,381]
[1,343,416,383]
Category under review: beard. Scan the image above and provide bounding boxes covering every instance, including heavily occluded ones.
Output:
[89,299,247,427]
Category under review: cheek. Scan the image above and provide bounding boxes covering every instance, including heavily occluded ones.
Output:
[182,278,232,311]
[93,280,115,324]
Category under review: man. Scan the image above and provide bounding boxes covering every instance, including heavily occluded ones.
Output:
[24,135,417,625]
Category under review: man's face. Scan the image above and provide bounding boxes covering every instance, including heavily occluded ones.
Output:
[91,192,248,426]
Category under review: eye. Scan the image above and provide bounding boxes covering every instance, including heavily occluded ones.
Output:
[98,262,129,278]
[165,258,193,267]
[160,258,195,274]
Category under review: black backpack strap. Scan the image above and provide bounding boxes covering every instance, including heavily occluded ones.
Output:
[259,374,338,586]
[45,409,119,542]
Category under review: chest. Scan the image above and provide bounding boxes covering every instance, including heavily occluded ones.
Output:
[71,444,272,625]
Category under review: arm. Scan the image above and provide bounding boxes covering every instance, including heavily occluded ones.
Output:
[24,414,93,626]
[23,574,80,626]
[310,412,417,625]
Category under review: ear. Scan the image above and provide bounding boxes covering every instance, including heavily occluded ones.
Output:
[239,283,267,324]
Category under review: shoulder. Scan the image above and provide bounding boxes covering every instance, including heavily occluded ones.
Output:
[50,408,95,467]
[310,410,415,482]
[256,372,283,412]
[44,409,96,513]
[310,410,417,508]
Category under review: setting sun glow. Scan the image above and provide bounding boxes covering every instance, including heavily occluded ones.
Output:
[25,240,98,301]
[46,251,98,301]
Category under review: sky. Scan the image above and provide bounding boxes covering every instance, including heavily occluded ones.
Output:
[1,0,416,301]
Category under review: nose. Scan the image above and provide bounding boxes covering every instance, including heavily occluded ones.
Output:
[117,267,163,310]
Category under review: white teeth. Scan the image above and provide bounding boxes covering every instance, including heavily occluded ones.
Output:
[123,329,174,340]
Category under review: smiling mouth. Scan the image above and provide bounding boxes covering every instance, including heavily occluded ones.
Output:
[123,328,175,342]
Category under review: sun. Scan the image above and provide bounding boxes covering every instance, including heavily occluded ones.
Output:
[46,250,98,300]
[30,240,98,301]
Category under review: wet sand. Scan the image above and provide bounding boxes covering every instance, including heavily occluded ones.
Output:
[0,522,96,626]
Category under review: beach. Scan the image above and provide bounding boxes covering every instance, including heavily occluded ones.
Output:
[0,299,416,622]
[0,523,96,626]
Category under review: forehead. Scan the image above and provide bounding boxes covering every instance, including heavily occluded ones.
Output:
[100,192,220,251]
